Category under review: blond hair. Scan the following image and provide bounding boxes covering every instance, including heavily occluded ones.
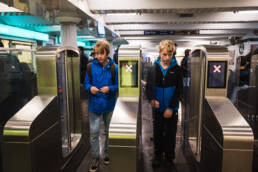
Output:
[94,40,110,55]
[159,40,175,53]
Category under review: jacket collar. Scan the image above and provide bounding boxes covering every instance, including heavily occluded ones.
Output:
[93,57,114,69]
[155,57,178,68]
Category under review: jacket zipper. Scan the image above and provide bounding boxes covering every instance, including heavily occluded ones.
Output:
[162,77,165,109]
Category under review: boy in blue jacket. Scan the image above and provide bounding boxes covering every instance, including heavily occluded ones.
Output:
[146,40,182,172]
[84,40,118,172]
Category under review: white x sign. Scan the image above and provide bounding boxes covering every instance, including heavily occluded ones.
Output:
[125,64,133,72]
[213,65,221,73]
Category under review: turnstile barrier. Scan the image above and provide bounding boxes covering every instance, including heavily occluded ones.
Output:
[108,45,141,172]
[2,46,88,172]
[183,45,254,172]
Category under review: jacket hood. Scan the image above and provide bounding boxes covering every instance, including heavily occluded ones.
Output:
[155,57,178,68]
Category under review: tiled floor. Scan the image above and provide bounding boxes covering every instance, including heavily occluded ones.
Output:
[77,94,196,172]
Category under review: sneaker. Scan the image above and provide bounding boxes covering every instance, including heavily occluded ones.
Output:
[166,161,177,172]
[89,158,99,172]
[152,156,162,169]
[103,154,110,165]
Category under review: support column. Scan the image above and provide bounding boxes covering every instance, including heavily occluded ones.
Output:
[61,23,78,47]
[57,0,81,48]
[108,39,114,59]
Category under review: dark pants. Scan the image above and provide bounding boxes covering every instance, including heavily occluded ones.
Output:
[153,109,178,161]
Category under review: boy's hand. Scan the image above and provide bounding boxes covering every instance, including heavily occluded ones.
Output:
[100,86,109,94]
[90,86,99,95]
[151,100,160,108]
[164,109,173,118]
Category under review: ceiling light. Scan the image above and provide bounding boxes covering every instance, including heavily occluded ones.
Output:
[235,10,258,14]
[106,13,138,16]
[0,2,22,12]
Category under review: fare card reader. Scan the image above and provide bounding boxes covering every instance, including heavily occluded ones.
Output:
[108,45,141,172]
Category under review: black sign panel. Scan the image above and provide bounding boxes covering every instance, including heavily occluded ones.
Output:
[144,30,174,36]
[207,61,227,88]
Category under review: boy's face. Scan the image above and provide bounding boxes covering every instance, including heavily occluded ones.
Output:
[96,50,107,64]
[159,49,173,65]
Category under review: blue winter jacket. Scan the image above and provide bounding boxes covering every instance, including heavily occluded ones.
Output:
[146,58,183,112]
[84,58,118,113]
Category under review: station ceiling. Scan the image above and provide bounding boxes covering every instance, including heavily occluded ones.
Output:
[85,0,258,47]
[1,0,258,48]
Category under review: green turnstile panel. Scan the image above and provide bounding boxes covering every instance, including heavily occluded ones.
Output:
[3,142,31,172]
[108,146,136,172]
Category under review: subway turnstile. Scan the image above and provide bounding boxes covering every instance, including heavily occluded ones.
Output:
[183,45,254,172]
[2,46,89,172]
[202,96,253,172]
[236,53,258,172]
[108,45,141,172]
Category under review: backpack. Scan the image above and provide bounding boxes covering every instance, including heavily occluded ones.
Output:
[87,62,116,84]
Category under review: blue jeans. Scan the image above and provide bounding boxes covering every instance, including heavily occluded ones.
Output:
[89,111,113,158]
[183,77,190,87]
[230,84,249,104]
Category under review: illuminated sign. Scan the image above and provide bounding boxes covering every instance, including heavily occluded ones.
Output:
[120,60,138,88]
[144,30,174,36]
[125,64,133,72]
[213,65,221,73]
[97,22,105,36]
[77,41,86,47]
[207,61,227,88]
[0,24,49,41]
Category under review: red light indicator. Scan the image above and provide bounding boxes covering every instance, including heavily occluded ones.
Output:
[213,65,221,73]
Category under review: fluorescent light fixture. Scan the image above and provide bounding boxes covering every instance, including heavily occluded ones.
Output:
[106,13,138,16]
[97,22,105,35]
[0,2,22,12]
[34,25,61,33]
[78,36,97,39]
[237,10,258,14]
[77,41,86,47]
[0,24,49,41]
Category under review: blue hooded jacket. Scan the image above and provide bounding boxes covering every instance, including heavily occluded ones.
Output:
[84,58,118,113]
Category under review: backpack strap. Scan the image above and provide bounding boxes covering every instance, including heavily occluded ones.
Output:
[87,62,92,83]
[110,63,116,85]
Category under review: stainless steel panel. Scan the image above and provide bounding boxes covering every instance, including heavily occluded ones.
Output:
[109,97,139,172]
[56,46,82,157]
[2,95,60,172]
[206,96,251,129]
[5,96,54,123]
[201,96,254,172]
[187,49,206,159]
[249,54,257,86]
[118,45,141,57]
[110,97,138,137]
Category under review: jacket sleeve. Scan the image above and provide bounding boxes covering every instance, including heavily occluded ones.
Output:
[84,69,92,92]
[146,66,155,101]
[181,57,187,71]
[108,65,118,93]
[168,67,183,110]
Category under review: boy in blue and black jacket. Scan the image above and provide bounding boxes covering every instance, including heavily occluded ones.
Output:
[146,40,183,172]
